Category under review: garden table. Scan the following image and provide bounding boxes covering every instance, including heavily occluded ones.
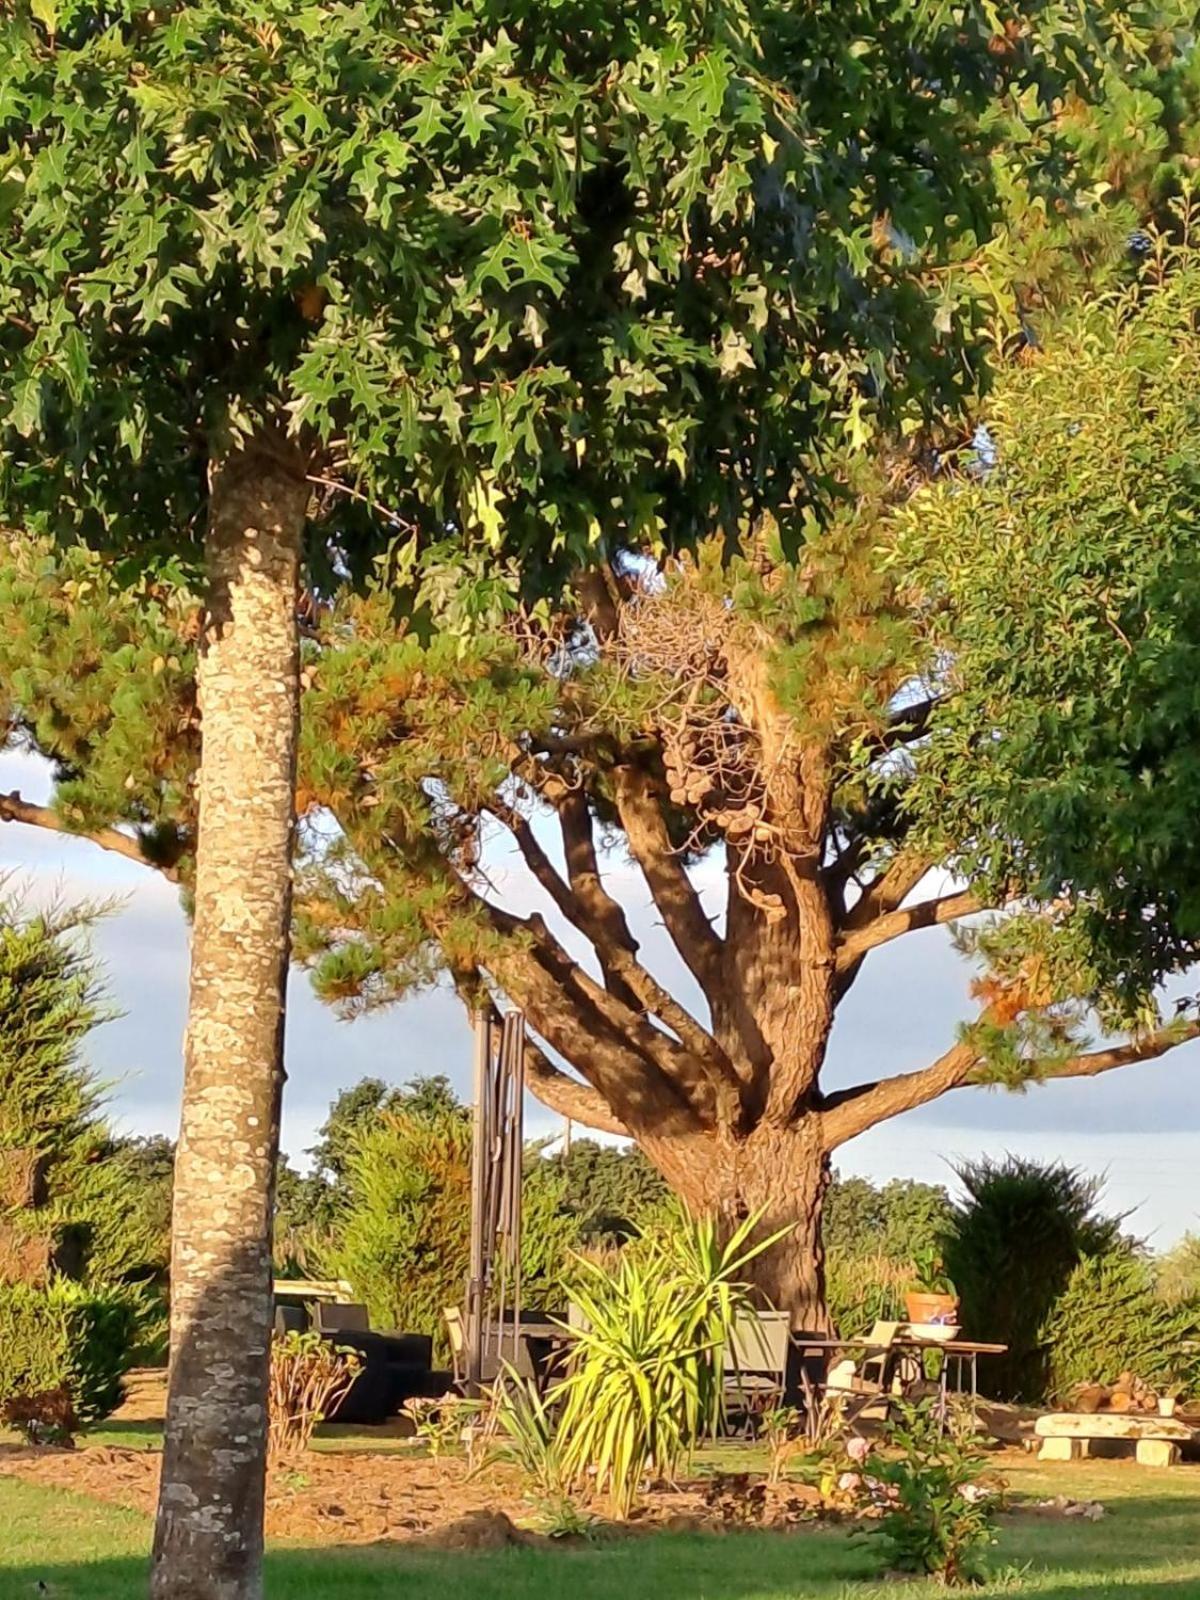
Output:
[789,1334,1008,1421]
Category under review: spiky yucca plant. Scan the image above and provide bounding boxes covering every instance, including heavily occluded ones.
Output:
[552,1213,780,1516]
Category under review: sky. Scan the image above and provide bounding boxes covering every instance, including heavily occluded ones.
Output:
[2,746,1197,1249]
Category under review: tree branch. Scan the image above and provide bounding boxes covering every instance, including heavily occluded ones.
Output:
[834,888,984,972]
[822,1017,1200,1149]
[486,792,736,1116]
[839,851,932,934]
[522,1035,631,1136]
[441,848,716,1128]
[613,763,724,1004]
[556,790,739,1104]
[0,790,180,882]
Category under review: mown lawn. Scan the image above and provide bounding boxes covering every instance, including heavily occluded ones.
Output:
[3,1458,1198,1599]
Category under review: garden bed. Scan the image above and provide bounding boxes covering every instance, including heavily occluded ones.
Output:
[0,1436,1116,1551]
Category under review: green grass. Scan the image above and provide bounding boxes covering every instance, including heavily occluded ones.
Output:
[1,1459,1197,1599]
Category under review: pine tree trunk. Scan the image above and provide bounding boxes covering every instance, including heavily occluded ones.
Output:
[737,1126,833,1337]
[647,1118,834,1335]
[150,441,308,1600]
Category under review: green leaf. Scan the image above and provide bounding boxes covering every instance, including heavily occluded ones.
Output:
[9,374,42,439]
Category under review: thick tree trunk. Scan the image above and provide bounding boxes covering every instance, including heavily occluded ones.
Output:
[646,1118,834,1336]
[150,441,308,1600]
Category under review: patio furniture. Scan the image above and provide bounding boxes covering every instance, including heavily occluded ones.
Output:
[1035,1411,1197,1467]
[793,1332,1007,1425]
[444,1304,564,1387]
[273,1303,307,1336]
[725,1311,791,1420]
[313,1300,370,1334]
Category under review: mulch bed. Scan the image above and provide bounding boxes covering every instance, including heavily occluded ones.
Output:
[0,1441,844,1548]
[0,1444,529,1546]
[0,1435,1106,1550]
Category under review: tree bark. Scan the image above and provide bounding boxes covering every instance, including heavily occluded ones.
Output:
[150,440,308,1600]
[646,1118,834,1336]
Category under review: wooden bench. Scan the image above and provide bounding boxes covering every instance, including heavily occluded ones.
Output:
[1035,1411,1196,1467]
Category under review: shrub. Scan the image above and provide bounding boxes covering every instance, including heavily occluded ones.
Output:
[403,1393,483,1459]
[267,1331,361,1461]
[826,1249,910,1336]
[552,1213,777,1516]
[487,1370,569,1497]
[0,1280,137,1434]
[942,1156,1124,1401]
[870,1402,997,1585]
[1157,1233,1200,1307]
[1043,1249,1200,1402]
[322,1109,582,1352]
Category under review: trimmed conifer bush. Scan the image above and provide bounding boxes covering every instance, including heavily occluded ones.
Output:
[0,1280,138,1435]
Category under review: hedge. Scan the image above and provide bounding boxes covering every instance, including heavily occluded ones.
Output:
[0,1280,138,1429]
[1043,1250,1200,1403]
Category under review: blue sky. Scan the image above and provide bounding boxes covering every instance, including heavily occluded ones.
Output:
[2,747,1196,1248]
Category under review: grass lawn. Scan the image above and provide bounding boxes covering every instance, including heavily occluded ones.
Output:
[2,1459,1198,1599]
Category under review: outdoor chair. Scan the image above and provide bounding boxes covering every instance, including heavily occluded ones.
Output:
[273,1302,307,1336]
[724,1310,790,1429]
[824,1322,925,1423]
[857,1321,903,1392]
[313,1300,370,1334]
[443,1305,503,1387]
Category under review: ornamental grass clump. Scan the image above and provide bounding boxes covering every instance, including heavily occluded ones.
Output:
[267,1332,361,1463]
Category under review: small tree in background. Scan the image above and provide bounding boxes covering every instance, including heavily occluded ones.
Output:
[0,894,167,1293]
[943,1156,1126,1401]
[324,1105,580,1347]
[0,895,159,1427]
[275,1073,465,1256]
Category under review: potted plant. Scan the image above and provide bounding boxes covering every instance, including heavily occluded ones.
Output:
[905,1247,960,1328]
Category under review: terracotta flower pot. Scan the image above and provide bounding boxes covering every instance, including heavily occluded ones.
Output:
[905,1291,959,1325]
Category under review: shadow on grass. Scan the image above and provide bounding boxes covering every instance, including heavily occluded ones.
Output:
[6,1539,1200,1600]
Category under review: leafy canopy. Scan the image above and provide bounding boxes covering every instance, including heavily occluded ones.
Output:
[903,213,1200,1020]
[0,0,1180,584]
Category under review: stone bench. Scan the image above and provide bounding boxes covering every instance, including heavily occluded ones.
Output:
[1035,1411,1195,1467]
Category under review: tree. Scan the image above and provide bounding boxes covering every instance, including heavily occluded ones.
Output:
[824,1175,951,1264]
[5,2,962,1591]
[543,1139,671,1243]
[1157,1234,1200,1307]
[2,4,1190,1402]
[0,895,168,1294]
